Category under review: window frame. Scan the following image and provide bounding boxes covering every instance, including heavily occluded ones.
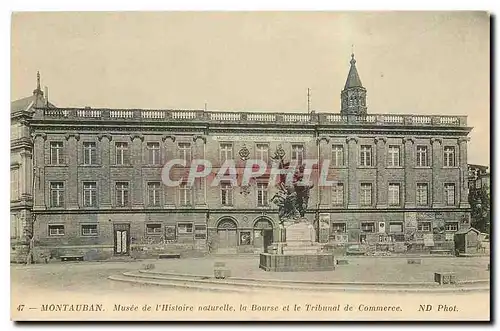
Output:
[359,145,372,167]
[146,223,163,235]
[256,182,268,206]
[115,142,129,165]
[416,145,429,167]
[147,142,161,165]
[50,181,65,208]
[388,183,401,206]
[416,183,429,206]
[387,145,401,167]
[332,145,345,167]
[443,146,456,167]
[255,143,270,164]
[444,183,456,206]
[359,183,373,206]
[417,221,432,232]
[178,182,192,206]
[331,222,347,233]
[291,144,304,164]
[177,222,194,234]
[331,182,344,206]
[50,141,65,165]
[147,181,162,207]
[178,142,192,165]
[81,224,98,237]
[219,143,233,163]
[48,224,65,236]
[115,181,130,207]
[445,221,459,232]
[82,141,97,165]
[82,181,97,207]
[361,222,375,233]
[220,182,234,206]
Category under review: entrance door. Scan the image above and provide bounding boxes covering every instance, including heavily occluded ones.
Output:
[263,229,274,253]
[218,229,237,248]
[216,218,237,254]
[113,223,130,255]
[254,218,274,253]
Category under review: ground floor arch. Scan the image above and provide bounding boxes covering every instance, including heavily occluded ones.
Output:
[253,217,275,253]
[216,217,238,254]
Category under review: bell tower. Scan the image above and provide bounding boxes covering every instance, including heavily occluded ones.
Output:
[340,53,367,115]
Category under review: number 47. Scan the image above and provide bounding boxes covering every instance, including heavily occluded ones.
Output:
[17,305,25,311]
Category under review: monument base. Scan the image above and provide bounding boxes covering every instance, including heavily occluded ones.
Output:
[259,253,336,272]
[259,222,335,272]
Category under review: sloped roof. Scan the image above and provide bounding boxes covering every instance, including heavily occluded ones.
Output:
[454,227,480,235]
[344,54,363,89]
[11,93,56,113]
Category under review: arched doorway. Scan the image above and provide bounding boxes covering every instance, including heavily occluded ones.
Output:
[253,218,274,253]
[217,218,238,254]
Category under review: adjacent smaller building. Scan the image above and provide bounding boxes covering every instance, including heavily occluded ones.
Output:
[468,164,490,192]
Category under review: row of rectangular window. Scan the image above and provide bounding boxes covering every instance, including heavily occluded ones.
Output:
[48,142,458,167]
[331,221,459,233]
[47,222,198,237]
[330,182,456,206]
[48,181,457,208]
[48,221,460,237]
[49,182,270,208]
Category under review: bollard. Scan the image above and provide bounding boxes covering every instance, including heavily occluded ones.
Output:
[434,272,456,285]
[214,262,231,279]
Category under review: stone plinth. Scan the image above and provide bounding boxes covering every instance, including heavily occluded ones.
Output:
[260,221,335,272]
[282,222,323,255]
[259,253,336,272]
[285,222,315,243]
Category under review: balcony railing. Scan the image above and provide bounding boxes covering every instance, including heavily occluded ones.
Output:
[38,107,468,127]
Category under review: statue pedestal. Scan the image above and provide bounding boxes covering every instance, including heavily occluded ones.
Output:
[260,221,335,272]
[282,222,322,255]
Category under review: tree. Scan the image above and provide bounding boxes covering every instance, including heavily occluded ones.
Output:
[469,185,490,234]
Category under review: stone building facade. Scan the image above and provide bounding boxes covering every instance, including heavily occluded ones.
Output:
[12,56,472,260]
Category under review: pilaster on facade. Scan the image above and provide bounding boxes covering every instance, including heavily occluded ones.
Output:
[458,136,471,208]
[164,186,177,209]
[194,135,207,207]
[65,133,80,210]
[163,135,179,209]
[374,136,387,209]
[403,136,416,208]
[317,136,330,207]
[98,134,112,208]
[431,137,443,208]
[131,133,144,209]
[19,150,33,200]
[316,136,330,146]
[346,136,358,209]
[32,133,47,210]
[162,135,177,161]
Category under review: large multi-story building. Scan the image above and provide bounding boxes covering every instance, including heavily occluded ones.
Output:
[11,55,472,261]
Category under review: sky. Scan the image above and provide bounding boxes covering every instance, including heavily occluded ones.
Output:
[10,11,490,166]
